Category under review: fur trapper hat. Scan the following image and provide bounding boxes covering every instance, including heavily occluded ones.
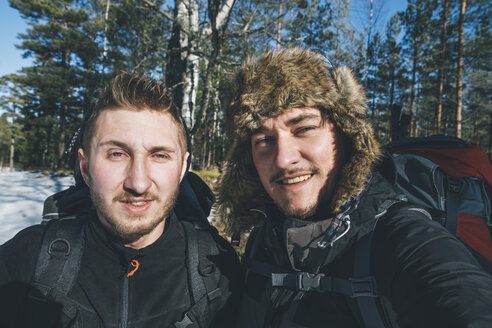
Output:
[216,47,381,235]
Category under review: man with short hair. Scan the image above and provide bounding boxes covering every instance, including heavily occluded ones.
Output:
[216,48,492,327]
[0,72,241,327]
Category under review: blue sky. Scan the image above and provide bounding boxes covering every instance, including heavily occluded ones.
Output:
[0,0,408,77]
[1,0,32,77]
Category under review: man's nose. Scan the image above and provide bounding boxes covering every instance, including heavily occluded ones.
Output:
[123,157,152,195]
[274,135,300,169]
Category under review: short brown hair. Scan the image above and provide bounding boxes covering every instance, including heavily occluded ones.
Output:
[82,72,187,155]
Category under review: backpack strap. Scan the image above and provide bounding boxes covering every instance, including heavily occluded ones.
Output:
[445,176,460,235]
[175,222,222,328]
[29,218,85,321]
[244,247,378,297]
[352,231,385,328]
[244,200,410,328]
[351,199,417,328]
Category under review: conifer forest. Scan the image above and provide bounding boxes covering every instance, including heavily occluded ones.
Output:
[0,0,491,172]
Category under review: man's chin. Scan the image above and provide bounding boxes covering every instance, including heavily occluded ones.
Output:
[107,219,161,244]
[278,202,317,219]
[110,228,151,244]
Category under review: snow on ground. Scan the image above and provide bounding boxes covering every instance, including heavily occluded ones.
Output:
[0,170,74,245]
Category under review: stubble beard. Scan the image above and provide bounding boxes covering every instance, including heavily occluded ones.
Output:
[276,190,324,219]
[271,167,338,220]
[89,184,180,244]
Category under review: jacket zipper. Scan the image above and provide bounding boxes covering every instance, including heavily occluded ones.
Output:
[121,275,129,328]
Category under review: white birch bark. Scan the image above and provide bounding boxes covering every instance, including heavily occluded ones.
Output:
[177,0,235,130]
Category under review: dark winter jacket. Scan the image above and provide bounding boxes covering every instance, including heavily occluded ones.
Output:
[0,209,242,327]
[236,171,492,328]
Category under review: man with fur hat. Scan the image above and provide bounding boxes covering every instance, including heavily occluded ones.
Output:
[216,47,492,327]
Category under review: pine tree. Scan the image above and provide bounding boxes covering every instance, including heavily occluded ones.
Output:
[376,14,406,142]
[400,0,435,136]
[462,0,491,149]
[9,0,102,169]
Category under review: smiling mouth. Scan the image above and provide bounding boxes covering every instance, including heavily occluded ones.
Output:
[279,174,312,185]
[121,200,152,206]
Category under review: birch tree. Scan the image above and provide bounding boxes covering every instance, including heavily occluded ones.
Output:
[164,0,235,131]
[456,0,467,138]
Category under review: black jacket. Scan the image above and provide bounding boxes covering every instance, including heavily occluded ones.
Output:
[237,171,492,328]
[0,209,242,327]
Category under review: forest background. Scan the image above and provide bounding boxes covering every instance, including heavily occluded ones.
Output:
[0,0,490,177]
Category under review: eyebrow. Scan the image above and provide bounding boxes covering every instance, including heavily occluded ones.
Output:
[98,140,129,151]
[251,113,321,135]
[286,113,321,126]
[98,140,177,154]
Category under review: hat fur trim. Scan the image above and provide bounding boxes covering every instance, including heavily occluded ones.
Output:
[217,48,381,235]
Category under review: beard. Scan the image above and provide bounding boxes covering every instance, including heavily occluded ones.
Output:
[280,202,317,219]
[269,166,338,220]
[275,192,323,219]
[89,185,179,244]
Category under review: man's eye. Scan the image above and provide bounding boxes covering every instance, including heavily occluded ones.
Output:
[254,136,275,146]
[153,153,170,159]
[109,152,124,158]
[295,126,316,135]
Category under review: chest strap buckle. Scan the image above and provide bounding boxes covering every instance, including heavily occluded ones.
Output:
[272,272,324,292]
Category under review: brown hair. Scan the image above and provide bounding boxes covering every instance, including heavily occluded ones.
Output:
[82,72,187,155]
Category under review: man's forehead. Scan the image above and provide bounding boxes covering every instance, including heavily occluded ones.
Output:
[94,108,175,130]
[92,109,180,144]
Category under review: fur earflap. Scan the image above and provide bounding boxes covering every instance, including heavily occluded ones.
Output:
[217,47,381,235]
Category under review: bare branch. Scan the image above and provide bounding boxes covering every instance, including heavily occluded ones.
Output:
[141,0,174,21]
[242,2,260,34]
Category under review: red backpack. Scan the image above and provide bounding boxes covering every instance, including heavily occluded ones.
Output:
[385,135,492,265]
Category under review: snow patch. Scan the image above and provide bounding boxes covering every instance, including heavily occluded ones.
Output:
[0,171,74,244]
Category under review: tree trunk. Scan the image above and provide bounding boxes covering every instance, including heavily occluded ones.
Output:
[166,0,235,133]
[410,40,417,137]
[276,1,282,49]
[191,0,235,135]
[387,69,395,141]
[409,4,422,137]
[456,0,466,138]
[58,104,67,167]
[436,0,448,134]
[165,1,187,111]
[196,0,231,168]
[181,0,200,129]
[9,133,14,172]
[57,20,72,169]
[363,0,374,88]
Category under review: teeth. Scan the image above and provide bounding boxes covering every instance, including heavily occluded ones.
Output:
[281,175,311,184]
[128,201,148,206]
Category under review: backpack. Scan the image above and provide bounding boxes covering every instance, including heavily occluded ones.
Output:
[384,135,492,267]
[243,135,492,328]
[30,171,223,328]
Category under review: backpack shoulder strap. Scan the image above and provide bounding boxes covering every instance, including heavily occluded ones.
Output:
[352,230,385,328]
[175,221,222,328]
[30,217,85,320]
[352,200,419,328]
[445,176,460,234]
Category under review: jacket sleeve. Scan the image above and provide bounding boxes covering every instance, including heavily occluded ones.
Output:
[0,225,45,327]
[208,233,244,328]
[373,207,492,328]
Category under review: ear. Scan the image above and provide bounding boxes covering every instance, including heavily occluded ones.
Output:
[180,152,190,182]
[78,148,91,186]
